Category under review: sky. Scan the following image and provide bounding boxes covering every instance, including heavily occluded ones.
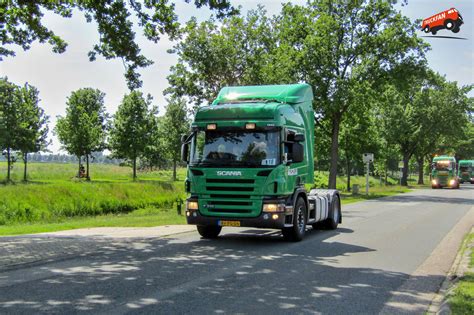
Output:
[1,0,472,153]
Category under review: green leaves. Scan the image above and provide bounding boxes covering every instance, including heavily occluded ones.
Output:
[55,88,108,164]
[109,90,157,178]
[1,0,237,90]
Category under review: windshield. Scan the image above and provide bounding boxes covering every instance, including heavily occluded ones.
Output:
[460,166,471,172]
[190,130,280,168]
[434,161,453,170]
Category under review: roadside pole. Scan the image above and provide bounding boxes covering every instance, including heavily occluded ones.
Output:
[366,161,369,195]
[363,153,374,196]
[398,161,404,186]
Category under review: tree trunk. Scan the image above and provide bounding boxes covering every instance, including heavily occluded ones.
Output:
[86,154,90,181]
[23,152,28,182]
[401,152,410,186]
[328,115,341,189]
[173,160,177,181]
[6,147,11,182]
[346,157,351,192]
[78,156,81,178]
[133,157,137,180]
[417,156,424,185]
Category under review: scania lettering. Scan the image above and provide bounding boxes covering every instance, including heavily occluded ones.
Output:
[181,84,341,241]
[431,155,459,189]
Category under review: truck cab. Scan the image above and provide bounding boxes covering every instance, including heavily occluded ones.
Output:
[458,160,474,184]
[181,84,341,241]
[431,155,459,189]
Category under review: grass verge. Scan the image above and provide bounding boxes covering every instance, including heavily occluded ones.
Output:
[0,207,186,236]
[449,232,474,314]
[340,186,411,204]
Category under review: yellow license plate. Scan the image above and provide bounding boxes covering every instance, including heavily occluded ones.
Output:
[219,220,240,227]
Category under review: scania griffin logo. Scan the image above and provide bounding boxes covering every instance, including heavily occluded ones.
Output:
[216,171,242,176]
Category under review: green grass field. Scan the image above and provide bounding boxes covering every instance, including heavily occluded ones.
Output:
[0,162,417,236]
[449,233,474,314]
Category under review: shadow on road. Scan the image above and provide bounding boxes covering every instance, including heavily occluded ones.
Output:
[370,194,474,206]
[0,227,444,314]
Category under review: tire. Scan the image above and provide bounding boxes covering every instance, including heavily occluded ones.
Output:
[452,27,460,33]
[282,197,306,242]
[431,185,437,189]
[431,29,437,35]
[424,26,429,33]
[323,195,341,230]
[445,20,455,30]
[197,225,222,239]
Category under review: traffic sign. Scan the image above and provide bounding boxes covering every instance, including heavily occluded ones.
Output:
[363,153,374,163]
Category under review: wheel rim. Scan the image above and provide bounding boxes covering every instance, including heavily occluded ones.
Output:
[447,22,453,28]
[297,206,305,233]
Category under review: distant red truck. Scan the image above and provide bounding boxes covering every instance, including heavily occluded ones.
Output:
[421,8,463,35]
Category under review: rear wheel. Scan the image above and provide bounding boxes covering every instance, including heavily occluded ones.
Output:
[323,195,341,230]
[282,197,306,242]
[445,20,455,30]
[197,225,222,239]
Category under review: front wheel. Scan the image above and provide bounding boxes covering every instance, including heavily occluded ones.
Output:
[282,198,306,242]
[197,225,222,239]
[423,26,430,33]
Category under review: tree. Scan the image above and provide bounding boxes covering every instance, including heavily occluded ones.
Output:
[109,91,155,179]
[0,77,20,182]
[1,0,237,90]
[161,97,190,181]
[380,64,471,186]
[166,6,281,109]
[167,1,428,188]
[276,0,428,188]
[15,83,49,181]
[55,88,108,180]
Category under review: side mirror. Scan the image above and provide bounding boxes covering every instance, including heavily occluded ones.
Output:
[294,134,305,142]
[292,143,304,163]
[181,143,189,163]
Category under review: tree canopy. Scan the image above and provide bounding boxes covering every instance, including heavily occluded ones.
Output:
[109,90,156,179]
[1,0,237,90]
[55,88,108,180]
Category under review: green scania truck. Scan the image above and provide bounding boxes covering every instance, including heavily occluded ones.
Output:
[458,160,474,184]
[431,155,459,189]
[181,84,341,241]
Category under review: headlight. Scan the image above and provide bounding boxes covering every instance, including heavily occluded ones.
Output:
[431,179,437,185]
[187,200,198,210]
[263,203,285,212]
[449,179,456,186]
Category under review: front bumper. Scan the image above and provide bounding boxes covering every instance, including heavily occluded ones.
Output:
[186,210,290,229]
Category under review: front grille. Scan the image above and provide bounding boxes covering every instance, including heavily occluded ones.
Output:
[206,178,255,184]
[210,194,251,199]
[206,186,254,192]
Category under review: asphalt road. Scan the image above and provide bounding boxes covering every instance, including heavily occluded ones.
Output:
[0,185,473,314]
